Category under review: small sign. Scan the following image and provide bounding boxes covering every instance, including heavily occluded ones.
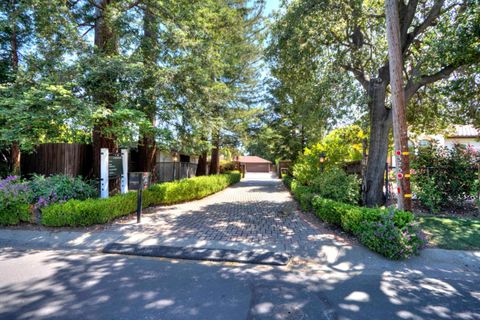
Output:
[109,155,123,178]
[129,172,151,190]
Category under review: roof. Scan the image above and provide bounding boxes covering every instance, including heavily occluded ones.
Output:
[237,156,272,164]
[446,125,479,138]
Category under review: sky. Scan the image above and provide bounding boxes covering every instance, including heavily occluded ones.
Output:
[265,0,281,15]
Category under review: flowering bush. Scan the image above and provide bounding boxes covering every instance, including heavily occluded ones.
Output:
[411,143,479,212]
[0,176,32,225]
[29,174,97,209]
[358,210,426,260]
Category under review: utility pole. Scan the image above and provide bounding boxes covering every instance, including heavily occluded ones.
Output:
[385,0,412,211]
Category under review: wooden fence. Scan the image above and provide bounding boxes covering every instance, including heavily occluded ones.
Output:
[21,143,93,177]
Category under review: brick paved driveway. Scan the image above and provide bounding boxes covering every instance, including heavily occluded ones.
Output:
[110,173,343,255]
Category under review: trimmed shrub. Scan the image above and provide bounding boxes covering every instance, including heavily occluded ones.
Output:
[311,168,360,205]
[288,177,424,259]
[285,178,314,210]
[282,175,293,190]
[295,187,315,211]
[312,196,352,226]
[41,192,138,227]
[42,172,241,227]
[0,176,32,225]
[220,161,237,173]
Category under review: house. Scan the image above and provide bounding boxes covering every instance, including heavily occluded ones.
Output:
[414,125,480,150]
[389,125,479,168]
[237,156,272,173]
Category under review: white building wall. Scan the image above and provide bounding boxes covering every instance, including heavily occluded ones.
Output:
[444,138,480,151]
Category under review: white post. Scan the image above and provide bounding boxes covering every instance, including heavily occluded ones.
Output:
[121,149,128,194]
[100,148,109,198]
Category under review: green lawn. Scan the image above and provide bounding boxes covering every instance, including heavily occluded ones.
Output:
[418,215,480,250]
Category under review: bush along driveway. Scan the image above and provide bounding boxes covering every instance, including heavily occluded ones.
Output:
[40,172,241,227]
[283,176,426,259]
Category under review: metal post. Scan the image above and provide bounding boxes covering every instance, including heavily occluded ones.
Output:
[136,176,144,223]
[136,189,142,223]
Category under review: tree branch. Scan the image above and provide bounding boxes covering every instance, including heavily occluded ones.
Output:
[402,0,445,53]
[125,0,142,10]
[341,65,368,90]
[87,0,104,11]
[404,64,456,101]
[399,0,418,45]
[81,25,95,38]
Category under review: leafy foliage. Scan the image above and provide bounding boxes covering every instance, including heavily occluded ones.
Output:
[29,175,97,209]
[0,0,266,175]
[269,0,479,206]
[411,143,480,211]
[0,176,31,225]
[358,210,426,260]
[311,168,360,205]
[292,125,365,186]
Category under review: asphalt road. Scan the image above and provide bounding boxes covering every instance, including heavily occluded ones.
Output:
[0,248,479,320]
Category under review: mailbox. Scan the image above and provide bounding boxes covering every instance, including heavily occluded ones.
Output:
[129,172,151,190]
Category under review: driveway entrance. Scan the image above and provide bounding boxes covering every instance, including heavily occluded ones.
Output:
[110,172,332,255]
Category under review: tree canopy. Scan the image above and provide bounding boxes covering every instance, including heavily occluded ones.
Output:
[0,0,266,175]
[266,0,479,206]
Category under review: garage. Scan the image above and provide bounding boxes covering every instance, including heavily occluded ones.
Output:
[246,163,270,172]
[238,156,272,173]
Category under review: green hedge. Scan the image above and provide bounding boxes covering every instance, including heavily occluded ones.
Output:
[42,172,241,227]
[0,203,31,225]
[285,177,424,259]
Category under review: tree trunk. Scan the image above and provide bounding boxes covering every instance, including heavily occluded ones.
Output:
[363,79,392,207]
[137,3,158,175]
[10,7,20,175]
[92,122,117,177]
[210,142,220,175]
[137,128,157,173]
[10,141,20,175]
[208,147,220,174]
[196,151,208,176]
[92,0,118,177]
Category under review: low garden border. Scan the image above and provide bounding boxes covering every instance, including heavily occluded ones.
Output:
[41,172,241,227]
[283,176,425,259]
